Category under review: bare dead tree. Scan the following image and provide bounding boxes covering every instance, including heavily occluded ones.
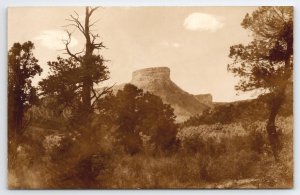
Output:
[63,6,109,113]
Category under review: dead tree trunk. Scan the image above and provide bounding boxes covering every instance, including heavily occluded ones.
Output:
[81,7,94,113]
[64,6,105,114]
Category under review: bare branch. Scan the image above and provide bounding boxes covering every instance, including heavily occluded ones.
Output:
[88,33,106,50]
[73,10,79,18]
[94,42,106,50]
[88,7,99,17]
[66,13,85,35]
[74,47,85,56]
[89,19,100,28]
[91,33,99,44]
[63,30,82,62]
[91,83,116,107]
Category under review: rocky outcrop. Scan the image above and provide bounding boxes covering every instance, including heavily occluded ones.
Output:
[109,67,212,122]
[130,67,209,121]
[131,67,171,87]
[194,94,213,108]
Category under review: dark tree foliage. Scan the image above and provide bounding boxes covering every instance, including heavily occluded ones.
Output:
[137,92,178,152]
[39,57,82,110]
[39,7,110,120]
[228,7,293,160]
[39,55,108,113]
[98,84,178,154]
[8,41,42,138]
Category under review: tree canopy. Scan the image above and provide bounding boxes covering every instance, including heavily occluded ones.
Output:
[98,84,178,154]
[228,6,293,93]
[8,41,42,136]
[228,6,293,160]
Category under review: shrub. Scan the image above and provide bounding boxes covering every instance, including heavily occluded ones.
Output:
[98,84,178,154]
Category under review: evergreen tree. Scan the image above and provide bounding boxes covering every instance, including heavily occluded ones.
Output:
[228,7,293,160]
[8,41,42,138]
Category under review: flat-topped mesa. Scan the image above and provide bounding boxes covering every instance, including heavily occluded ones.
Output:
[129,66,210,122]
[131,67,171,84]
[97,66,212,122]
[194,94,213,107]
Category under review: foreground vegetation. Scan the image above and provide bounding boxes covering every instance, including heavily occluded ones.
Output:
[8,111,292,188]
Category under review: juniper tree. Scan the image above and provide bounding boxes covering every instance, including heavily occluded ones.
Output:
[8,41,42,138]
[228,7,293,160]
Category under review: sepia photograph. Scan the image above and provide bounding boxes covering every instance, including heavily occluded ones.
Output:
[7,6,293,189]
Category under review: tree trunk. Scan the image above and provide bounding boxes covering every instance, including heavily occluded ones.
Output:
[81,7,94,113]
[11,64,24,136]
[82,78,92,113]
[65,7,104,114]
[266,88,285,161]
[267,32,293,161]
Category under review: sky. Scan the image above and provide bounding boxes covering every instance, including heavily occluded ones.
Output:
[8,6,259,102]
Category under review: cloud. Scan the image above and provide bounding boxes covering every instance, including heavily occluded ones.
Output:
[160,41,180,48]
[184,12,224,32]
[34,30,78,50]
[172,42,180,48]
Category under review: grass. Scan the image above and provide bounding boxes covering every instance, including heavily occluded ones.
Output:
[8,116,293,189]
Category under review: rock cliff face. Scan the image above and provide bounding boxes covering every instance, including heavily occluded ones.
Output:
[131,67,171,87]
[194,94,213,108]
[129,67,210,122]
[100,67,212,122]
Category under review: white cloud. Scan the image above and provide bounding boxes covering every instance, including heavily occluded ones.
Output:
[34,30,78,50]
[172,42,180,48]
[160,41,180,48]
[184,12,224,32]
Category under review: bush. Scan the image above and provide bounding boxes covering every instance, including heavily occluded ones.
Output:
[176,116,293,186]
[98,84,178,154]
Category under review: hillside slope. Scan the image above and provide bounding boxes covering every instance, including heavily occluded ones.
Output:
[105,67,210,122]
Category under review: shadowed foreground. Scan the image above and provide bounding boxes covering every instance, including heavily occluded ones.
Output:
[8,116,292,189]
